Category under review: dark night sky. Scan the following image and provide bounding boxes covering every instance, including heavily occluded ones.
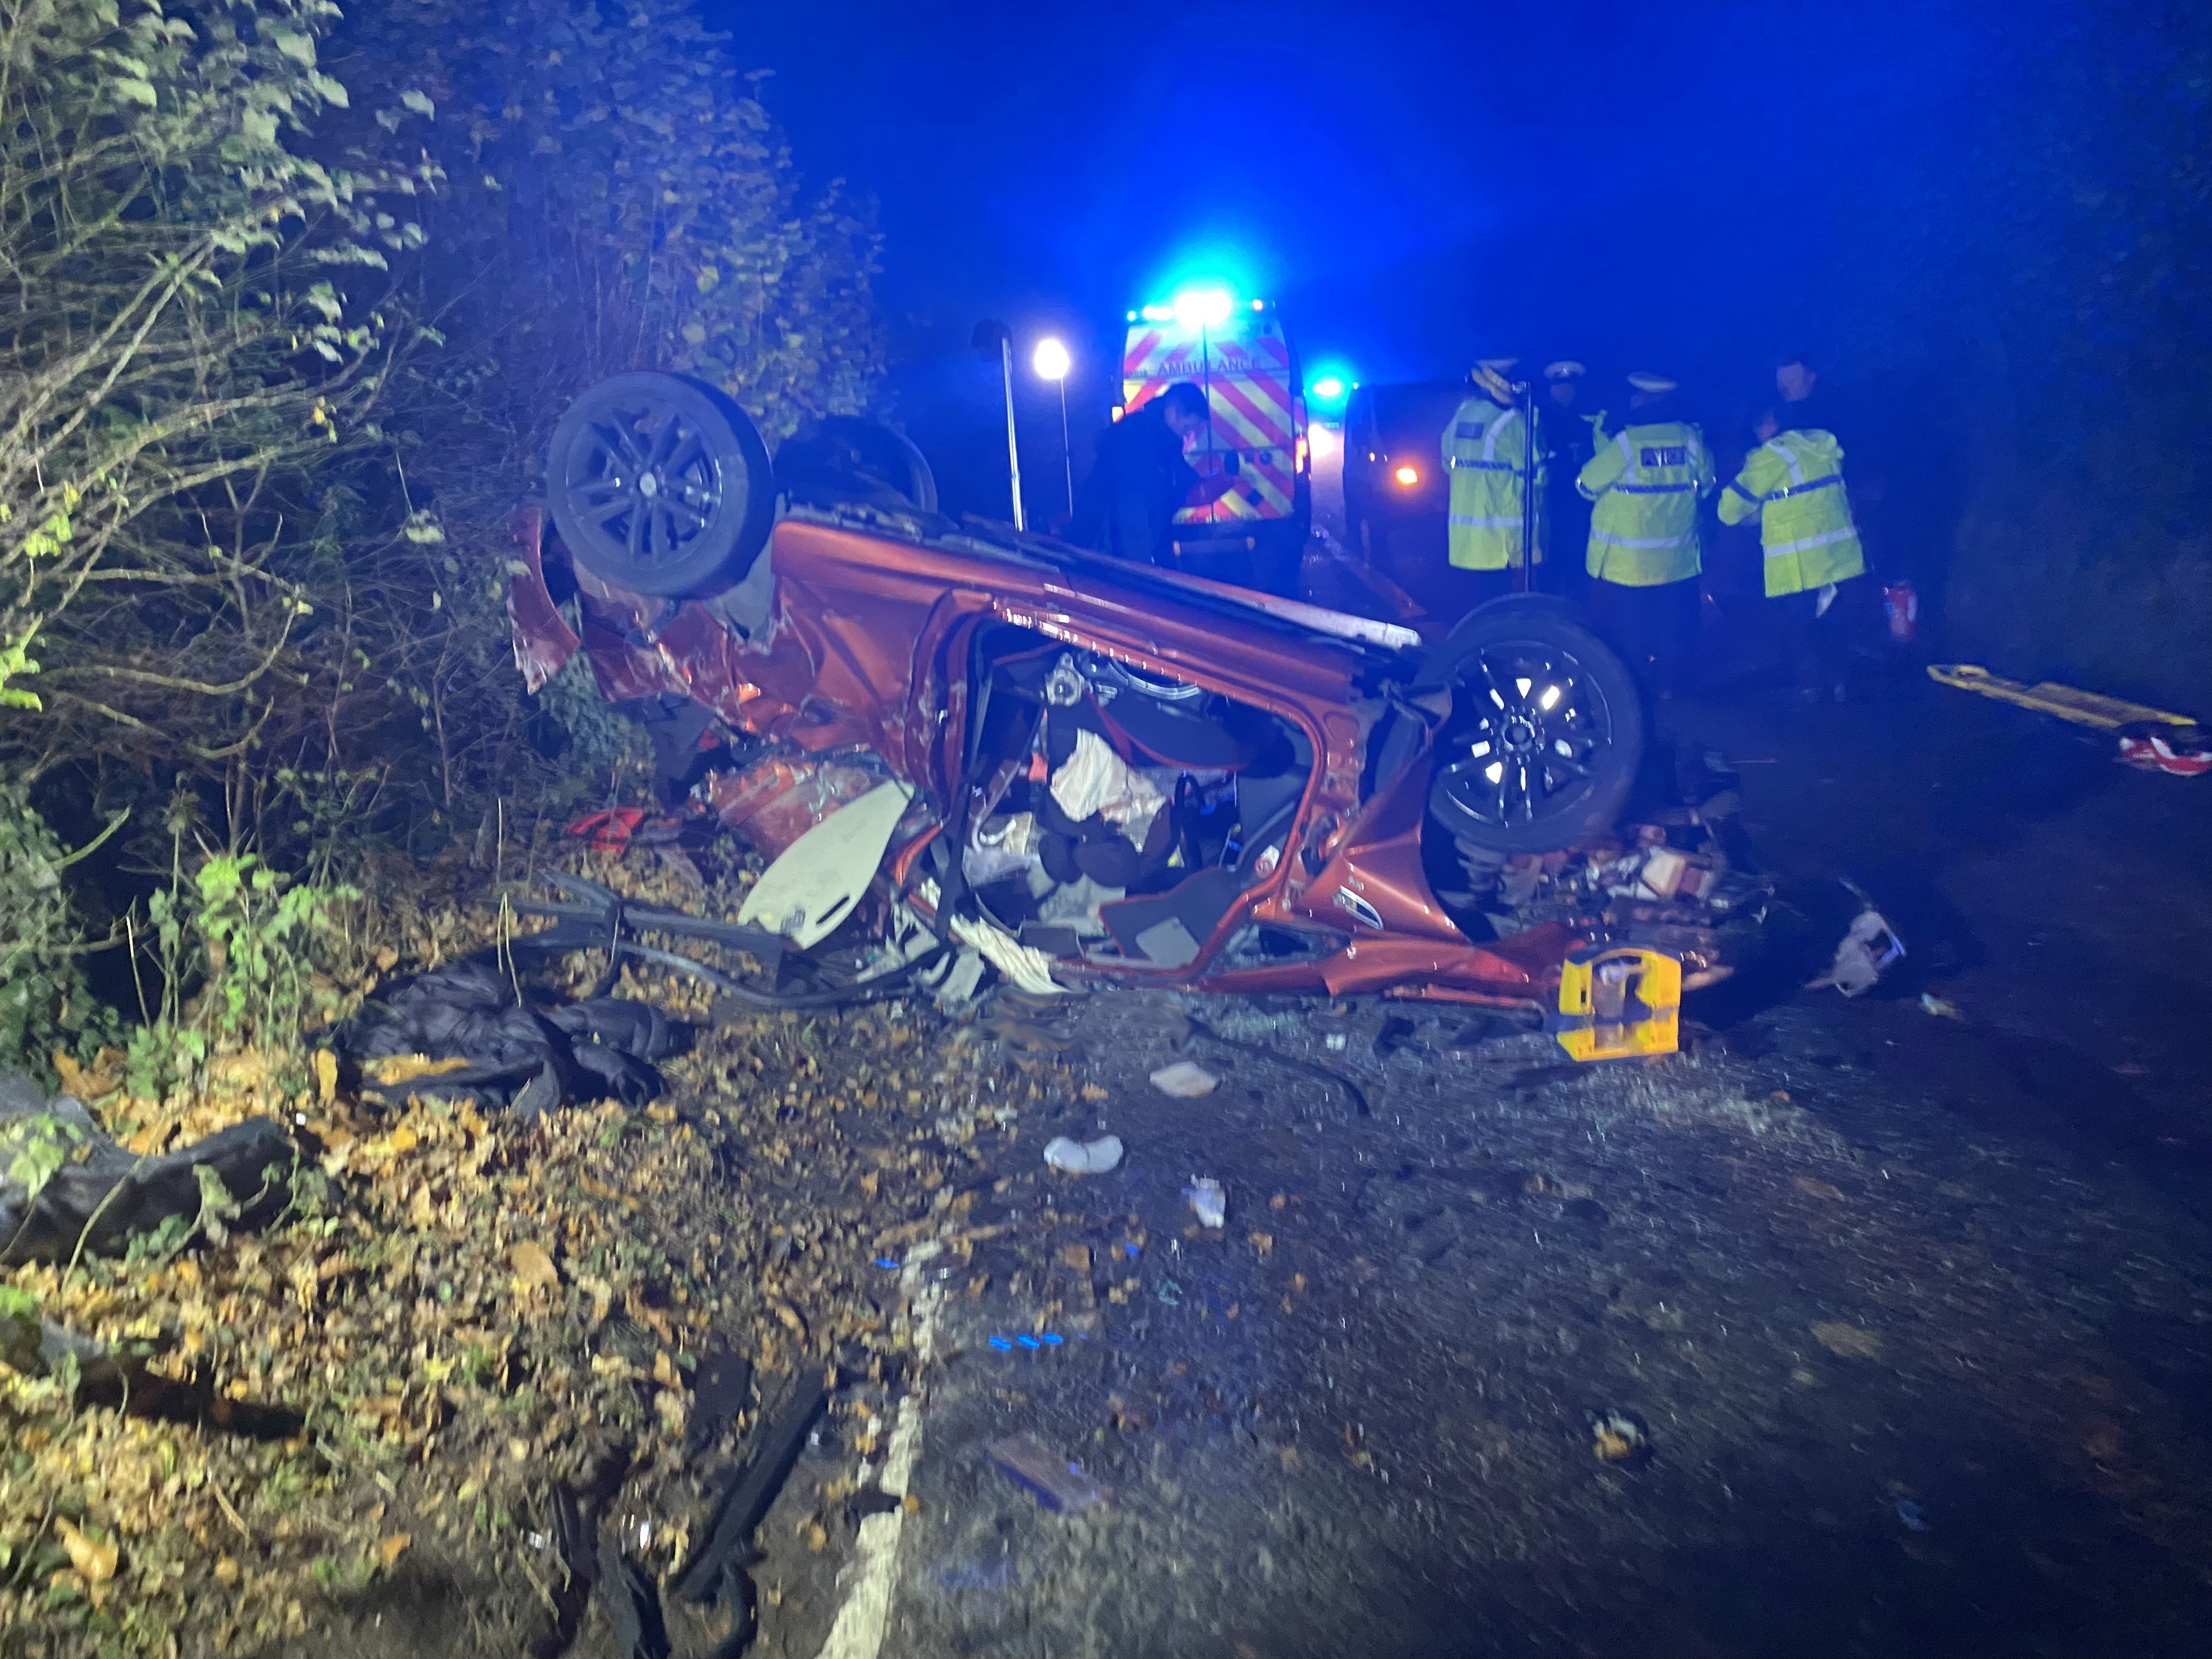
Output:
[721,0,2030,513]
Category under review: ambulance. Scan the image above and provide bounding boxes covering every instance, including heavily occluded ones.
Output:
[1118,290,1311,596]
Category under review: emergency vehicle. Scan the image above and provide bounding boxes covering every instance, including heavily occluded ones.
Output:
[1118,290,1311,595]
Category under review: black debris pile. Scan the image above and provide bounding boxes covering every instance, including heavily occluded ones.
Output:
[336,957,687,1116]
[0,1071,290,1265]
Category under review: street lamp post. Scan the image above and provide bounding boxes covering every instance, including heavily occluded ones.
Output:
[972,319,1025,531]
[1033,337,1073,522]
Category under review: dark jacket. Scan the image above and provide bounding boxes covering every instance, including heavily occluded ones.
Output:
[1069,404,1198,565]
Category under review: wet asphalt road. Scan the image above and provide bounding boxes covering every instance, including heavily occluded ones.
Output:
[750,676,2212,1659]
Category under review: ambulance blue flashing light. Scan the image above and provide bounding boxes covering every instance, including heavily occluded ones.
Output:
[1136,291,1271,329]
[1171,289,1234,328]
[1311,376,1345,401]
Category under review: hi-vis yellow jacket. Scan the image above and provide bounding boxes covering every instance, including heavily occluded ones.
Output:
[1717,428,1865,596]
[1442,394,1542,570]
[1575,420,1716,585]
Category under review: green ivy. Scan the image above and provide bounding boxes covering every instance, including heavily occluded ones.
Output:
[0,783,117,1082]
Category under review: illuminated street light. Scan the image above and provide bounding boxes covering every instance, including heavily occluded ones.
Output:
[1393,465,1420,486]
[1032,337,1074,521]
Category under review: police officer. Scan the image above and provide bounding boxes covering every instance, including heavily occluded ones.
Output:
[1441,358,1539,607]
[1718,409,1865,701]
[1541,360,1602,599]
[1575,372,1715,697]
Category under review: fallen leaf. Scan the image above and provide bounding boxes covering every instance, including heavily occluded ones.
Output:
[1248,1231,1274,1256]
[1060,1244,1091,1273]
[215,1556,240,1588]
[1810,1321,1885,1360]
[509,1241,560,1291]
[313,1048,338,1103]
[378,1533,410,1567]
[57,1520,117,1584]
[366,1053,470,1087]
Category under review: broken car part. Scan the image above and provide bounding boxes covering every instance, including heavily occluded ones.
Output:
[1804,884,1905,998]
[737,779,914,950]
[507,872,935,1013]
[987,1432,1110,1514]
[673,1370,828,1603]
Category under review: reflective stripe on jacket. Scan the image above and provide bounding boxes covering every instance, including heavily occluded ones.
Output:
[1574,420,1715,585]
[1442,395,1543,570]
[1716,427,1865,596]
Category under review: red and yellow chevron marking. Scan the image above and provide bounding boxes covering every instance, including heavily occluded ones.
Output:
[1173,452,1296,524]
[1124,314,1301,523]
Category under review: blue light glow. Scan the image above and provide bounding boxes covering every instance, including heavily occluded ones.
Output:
[1172,289,1234,328]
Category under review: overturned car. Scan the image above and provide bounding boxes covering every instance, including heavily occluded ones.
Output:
[507,373,1746,1039]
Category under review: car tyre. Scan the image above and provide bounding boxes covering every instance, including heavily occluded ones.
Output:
[1422,598,1642,854]
[547,371,775,597]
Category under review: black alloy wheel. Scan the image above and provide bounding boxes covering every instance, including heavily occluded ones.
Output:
[546,371,775,597]
[1423,600,1641,853]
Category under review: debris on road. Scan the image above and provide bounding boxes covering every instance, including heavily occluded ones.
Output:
[988,1432,1110,1514]
[598,1529,674,1659]
[1553,945,1681,1060]
[1149,1060,1219,1098]
[1591,1410,1651,1465]
[1920,991,1964,1019]
[1806,884,1906,997]
[1185,1177,1228,1229]
[1043,1133,1125,1175]
[674,1370,828,1605]
[2117,721,2211,777]
[1895,1498,1932,1532]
